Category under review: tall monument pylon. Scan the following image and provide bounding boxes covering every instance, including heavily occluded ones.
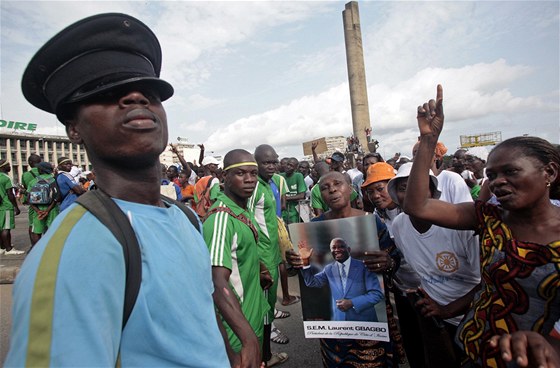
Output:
[342,1,375,153]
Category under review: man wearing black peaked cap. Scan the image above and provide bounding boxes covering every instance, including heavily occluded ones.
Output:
[5,13,230,367]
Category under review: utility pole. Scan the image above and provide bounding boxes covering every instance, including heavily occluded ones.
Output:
[342,1,376,153]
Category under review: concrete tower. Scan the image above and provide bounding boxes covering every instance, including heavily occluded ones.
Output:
[342,1,374,153]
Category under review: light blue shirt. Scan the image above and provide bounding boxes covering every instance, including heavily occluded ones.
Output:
[6,199,228,367]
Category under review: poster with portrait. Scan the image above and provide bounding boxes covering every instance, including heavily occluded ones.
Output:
[288,215,389,341]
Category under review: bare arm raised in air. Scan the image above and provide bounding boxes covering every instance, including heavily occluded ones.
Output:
[403,85,477,230]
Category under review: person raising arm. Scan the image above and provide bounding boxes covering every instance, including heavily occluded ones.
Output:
[404,85,560,368]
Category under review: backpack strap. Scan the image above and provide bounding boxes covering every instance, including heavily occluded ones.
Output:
[76,190,142,329]
[204,206,259,243]
[76,191,201,329]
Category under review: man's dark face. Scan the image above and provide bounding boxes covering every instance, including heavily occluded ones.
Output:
[466,155,485,176]
[330,239,350,263]
[310,167,319,182]
[363,155,381,176]
[298,161,310,176]
[206,163,218,175]
[279,158,289,173]
[356,160,363,173]
[166,166,178,180]
[59,161,73,173]
[67,86,167,169]
[452,150,467,172]
[224,164,258,203]
[178,173,189,185]
[330,160,343,172]
[256,150,279,181]
[285,159,298,176]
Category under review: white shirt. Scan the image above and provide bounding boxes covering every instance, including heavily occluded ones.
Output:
[392,213,481,326]
[437,170,473,204]
[188,170,197,186]
[346,168,362,182]
[304,175,314,200]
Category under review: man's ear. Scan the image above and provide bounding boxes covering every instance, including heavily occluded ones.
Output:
[66,122,83,144]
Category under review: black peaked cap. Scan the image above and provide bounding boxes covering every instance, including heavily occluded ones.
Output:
[21,13,174,118]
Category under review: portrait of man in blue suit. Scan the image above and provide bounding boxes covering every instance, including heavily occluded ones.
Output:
[300,237,384,322]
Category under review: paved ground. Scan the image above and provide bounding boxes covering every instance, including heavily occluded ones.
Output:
[1,272,322,367]
[0,205,30,284]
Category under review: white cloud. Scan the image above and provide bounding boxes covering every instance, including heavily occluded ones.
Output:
[206,59,552,158]
[1,1,557,162]
[178,119,207,133]
[154,1,329,89]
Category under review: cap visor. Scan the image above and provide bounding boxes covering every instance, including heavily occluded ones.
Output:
[65,76,174,104]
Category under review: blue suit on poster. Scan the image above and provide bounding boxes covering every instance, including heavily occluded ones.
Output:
[302,257,384,322]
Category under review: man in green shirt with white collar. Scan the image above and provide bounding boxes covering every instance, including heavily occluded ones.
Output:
[204,149,269,368]
[248,144,289,367]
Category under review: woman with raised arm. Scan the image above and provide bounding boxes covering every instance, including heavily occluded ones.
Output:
[404,85,560,368]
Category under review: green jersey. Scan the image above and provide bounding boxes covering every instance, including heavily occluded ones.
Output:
[21,167,40,191]
[203,192,269,352]
[280,172,307,224]
[0,172,15,210]
[247,176,281,270]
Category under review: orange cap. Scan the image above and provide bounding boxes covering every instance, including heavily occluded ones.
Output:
[361,162,396,188]
[435,141,448,159]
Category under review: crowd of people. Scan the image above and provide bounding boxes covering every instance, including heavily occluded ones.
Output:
[3,12,559,368]
[0,155,96,255]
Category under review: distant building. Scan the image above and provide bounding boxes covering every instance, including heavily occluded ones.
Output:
[302,136,347,162]
[0,132,90,183]
[0,131,223,184]
[160,142,222,170]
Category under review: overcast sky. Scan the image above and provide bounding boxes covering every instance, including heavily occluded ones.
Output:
[1,1,558,160]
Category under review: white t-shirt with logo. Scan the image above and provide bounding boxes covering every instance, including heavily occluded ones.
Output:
[392,213,481,326]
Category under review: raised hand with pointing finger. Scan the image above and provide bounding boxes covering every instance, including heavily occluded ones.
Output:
[417,84,444,138]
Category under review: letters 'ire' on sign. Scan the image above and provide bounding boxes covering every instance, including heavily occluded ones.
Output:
[0,120,38,132]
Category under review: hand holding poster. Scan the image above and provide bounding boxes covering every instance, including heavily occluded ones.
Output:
[288,215,389,342]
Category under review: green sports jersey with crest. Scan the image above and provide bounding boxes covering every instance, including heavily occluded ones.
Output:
[203,192,269,351]
[247,176,281,270]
